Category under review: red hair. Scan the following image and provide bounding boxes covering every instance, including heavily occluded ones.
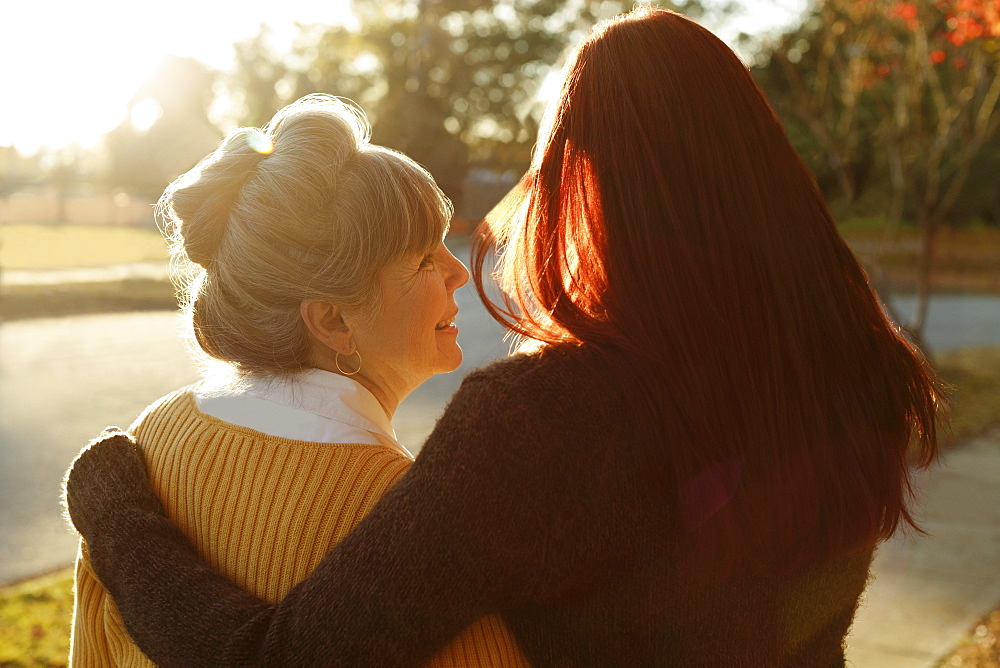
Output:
[473,7,941,574]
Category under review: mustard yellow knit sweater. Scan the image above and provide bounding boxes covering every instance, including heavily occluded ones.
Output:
[71,388,527,667]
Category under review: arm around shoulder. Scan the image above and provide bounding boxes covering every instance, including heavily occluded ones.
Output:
[63,365,604,665]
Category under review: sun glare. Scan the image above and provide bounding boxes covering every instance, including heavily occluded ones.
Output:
[1,0,797,155]
[1,0,350,154]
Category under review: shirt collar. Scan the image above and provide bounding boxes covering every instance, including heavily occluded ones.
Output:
[239,369,398,446]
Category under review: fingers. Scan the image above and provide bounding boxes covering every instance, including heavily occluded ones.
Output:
[74,431,142,478]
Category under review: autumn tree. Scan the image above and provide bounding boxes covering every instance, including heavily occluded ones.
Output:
[752,0,884,207]
[872,0,999,339]
[757,0,999,344]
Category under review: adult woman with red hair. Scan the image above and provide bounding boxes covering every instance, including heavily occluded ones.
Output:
[66,6,940,665]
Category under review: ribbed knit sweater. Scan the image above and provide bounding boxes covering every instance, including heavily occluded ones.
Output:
[68,348,874,666]
[70,389,527,666]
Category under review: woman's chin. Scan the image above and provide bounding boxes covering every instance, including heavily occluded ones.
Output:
[436,346,464,374]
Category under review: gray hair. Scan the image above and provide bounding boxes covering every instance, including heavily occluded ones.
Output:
[159,94,452,374]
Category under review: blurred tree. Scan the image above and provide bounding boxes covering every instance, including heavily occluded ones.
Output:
[227,0,724,210]
[756,0,999,344]
[752,1,883,207]
[105,56,222,198]
[954,130,1000,224]
[230,27,291,128]
[871,0,999,340]
[49,150,79,223]
[286,0,621,205]
[0,147,25,210]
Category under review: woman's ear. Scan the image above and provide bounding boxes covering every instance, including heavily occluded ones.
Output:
[300,300,353,355]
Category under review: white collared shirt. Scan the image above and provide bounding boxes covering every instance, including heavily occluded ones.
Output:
[194,368,411,457]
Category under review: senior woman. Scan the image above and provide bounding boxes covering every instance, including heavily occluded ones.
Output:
[66,8,941,666]
[68,95,526,666]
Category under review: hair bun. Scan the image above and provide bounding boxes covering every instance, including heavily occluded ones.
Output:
[163,129,272,268]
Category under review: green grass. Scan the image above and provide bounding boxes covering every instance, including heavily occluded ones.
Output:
[0,224,177,320]
[2,347,998,666]
[0,568,74,667]
[936,347,1000,447]
[0,224,168,270]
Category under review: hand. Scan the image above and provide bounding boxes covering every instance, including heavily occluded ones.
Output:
[63,428,164,543]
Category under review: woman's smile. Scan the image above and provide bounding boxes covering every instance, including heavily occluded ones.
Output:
[435,313,458,331]
[345,242,470,410]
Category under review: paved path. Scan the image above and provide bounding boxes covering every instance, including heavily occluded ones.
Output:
[2,262,170,286]
[846,432,1000,666]
[0,311,199,584]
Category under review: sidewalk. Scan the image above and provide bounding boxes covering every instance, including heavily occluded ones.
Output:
[846,432,1000,666]
[1,261,170,286]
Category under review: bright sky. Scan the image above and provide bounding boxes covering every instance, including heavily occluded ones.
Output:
[1,0,350,154]
[0,0,802,155]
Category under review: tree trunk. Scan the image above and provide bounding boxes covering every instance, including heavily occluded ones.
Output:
[906,210,939,353]
[57,192,68,224]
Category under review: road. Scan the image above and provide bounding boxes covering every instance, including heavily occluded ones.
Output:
[1,283,997,584]
[890,294,1000,352]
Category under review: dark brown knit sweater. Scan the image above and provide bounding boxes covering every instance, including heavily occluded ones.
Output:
[66,347,873,667]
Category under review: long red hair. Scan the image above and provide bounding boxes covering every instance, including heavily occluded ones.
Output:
[472,7,941,574]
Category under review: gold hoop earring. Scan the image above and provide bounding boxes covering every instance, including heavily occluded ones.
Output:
[335,345,362,376]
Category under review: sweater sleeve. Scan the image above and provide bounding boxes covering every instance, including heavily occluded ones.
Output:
[65,363,619,666]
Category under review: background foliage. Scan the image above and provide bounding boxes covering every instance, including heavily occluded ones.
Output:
[1,0,996,338]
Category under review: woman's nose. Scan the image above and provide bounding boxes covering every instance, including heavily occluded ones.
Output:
[445,249,470,291]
